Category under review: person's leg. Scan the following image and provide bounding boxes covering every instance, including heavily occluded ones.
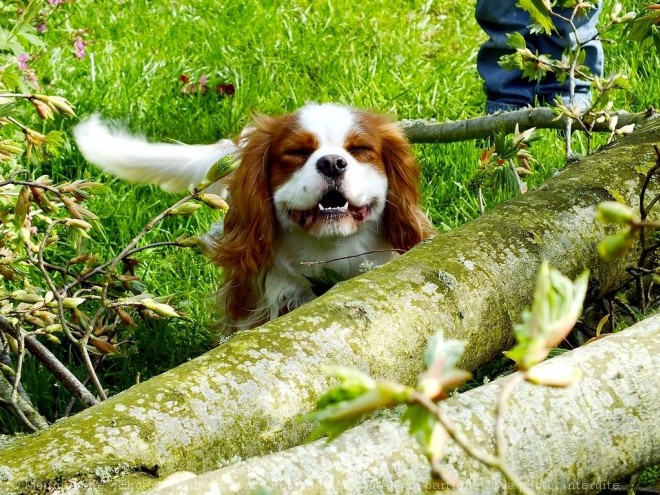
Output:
[535,5,604,108]
[476,0,536,113]
[476,2,604,113]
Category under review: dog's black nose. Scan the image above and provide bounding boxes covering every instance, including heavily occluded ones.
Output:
[316,154,348,178]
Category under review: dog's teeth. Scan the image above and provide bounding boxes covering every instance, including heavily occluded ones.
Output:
[318,204,325,211]
[342,202,349,209]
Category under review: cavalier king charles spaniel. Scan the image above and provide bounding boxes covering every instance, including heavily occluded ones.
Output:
[74,103,433,330]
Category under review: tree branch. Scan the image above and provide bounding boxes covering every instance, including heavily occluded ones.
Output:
[0,315,97,409]
[401,107,658,144]
[0,348,49,432]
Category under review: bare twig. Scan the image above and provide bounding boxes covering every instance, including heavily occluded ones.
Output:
[549,10,580,157]
[637,145,660,222]
[477,187,486,215]
[11,332,26,404]
[1,176,202,417]
[299,249,406,267]
[0,178,62,195]
[0,345,32,405]
[410,390,536,495]
[0,346,48,432]
[22,220,107,400]
[0,315,97,408]
[0,377,45,433]
[613,297,639,322]
[63,193,199,292]
[634,145,660,312]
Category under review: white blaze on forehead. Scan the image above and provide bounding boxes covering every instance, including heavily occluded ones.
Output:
[273,103,387,227]
[297,104,356,146]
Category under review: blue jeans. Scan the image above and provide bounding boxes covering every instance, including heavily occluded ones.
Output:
[476,1,604,113]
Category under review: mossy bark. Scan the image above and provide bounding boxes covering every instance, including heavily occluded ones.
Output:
[146,316,660,495]
[401,108,658,143]
[0,121,659,494]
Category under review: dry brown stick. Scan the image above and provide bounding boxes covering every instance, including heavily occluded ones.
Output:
[0,315,97,409]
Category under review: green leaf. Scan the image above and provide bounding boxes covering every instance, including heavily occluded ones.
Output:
[577,48,587,66]
[492,161,520,193]
[517,0,555,34]
[498,52,524,72]
[423,333,466,370]
[306,416,361,443]
[2,36,26,58]
[0,100,21,118]
[44,130,67,157]
[307,367,411,443]
[9,0,43,39]
[0,64,22,91]
[529,22,548,35]
[16,29,45,51]
[611,73,630,90]
[307,388,392,442]
[315,365,375,410]
[521,57,550,82]
[546,347,571,358]
[627,11,660,44]
[555,0,579,8]
[419,333,471,399]
[505,32,527,50]
[402,404,438,450]
[505,262,589,370]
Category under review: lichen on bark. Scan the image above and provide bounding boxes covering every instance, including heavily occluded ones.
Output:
[1,120,659,494]
[147,317,660,495]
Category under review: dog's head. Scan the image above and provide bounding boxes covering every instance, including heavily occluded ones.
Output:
[212,103,431,280]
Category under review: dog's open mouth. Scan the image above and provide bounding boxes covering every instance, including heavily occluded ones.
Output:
[288,190,372,227]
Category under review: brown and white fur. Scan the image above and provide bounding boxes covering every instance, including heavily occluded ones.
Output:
[74,103,433,330]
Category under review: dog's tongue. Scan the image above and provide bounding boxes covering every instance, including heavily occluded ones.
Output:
[349,204,369,221]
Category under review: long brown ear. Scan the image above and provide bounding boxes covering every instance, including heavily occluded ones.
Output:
[210,113,278,279]
[380,121,434,251]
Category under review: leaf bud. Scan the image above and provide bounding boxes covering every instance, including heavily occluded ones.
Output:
[45,323,63,333]
[619,12,637,23]
[64,218,93,230]
[595,201,635,225]
[199,193,229,211]
[141,298,180,318]
[11,291,43,304]
[168,202,202,216]
[62,297,86,309]
[597,230,635,261]
[526,362,582,387]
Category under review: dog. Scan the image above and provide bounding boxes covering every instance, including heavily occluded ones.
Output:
[74,103,433,330]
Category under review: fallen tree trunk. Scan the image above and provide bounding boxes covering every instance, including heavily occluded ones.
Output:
[401,107,658,143]
[146,316,660,495]
[0,121,659,494]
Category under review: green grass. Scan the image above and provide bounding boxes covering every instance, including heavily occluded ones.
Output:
[1,0,658,432]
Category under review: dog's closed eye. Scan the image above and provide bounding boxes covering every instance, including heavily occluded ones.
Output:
[73,103,433,331]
